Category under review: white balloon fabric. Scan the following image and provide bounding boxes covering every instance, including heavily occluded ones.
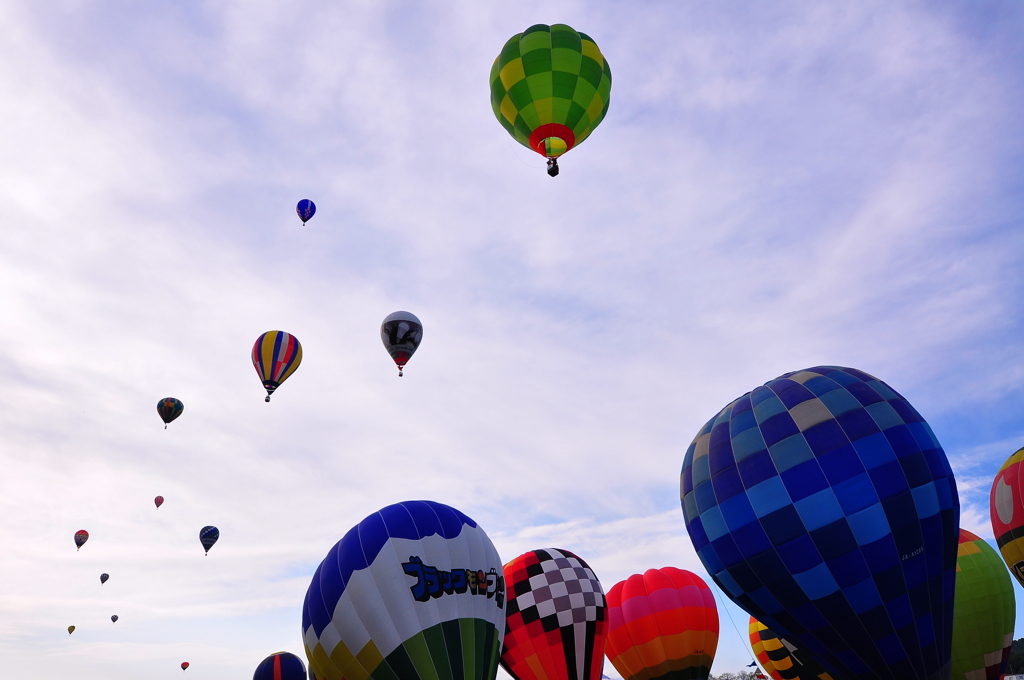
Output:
[302,501,506,680]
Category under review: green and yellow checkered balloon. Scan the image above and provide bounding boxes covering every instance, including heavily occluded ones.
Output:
[489,24,611,174]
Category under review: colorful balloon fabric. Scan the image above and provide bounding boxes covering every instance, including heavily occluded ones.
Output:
[255,651,307,680]
[297,199,316,224]
[950,529,1015,680]
[75,530,89,551]
[155,495,164,508]
[68,625,75,635]
[989,446,1024,586]
[380,311,422,377]
[182,661,190,671]
[111,615,118,624]
[301,500,506,680]
[200,525,219,555]
[252,331,303,402]
[490,24,611,176]
[100,573,109,585]
[157,397,184,429]
[500,548,606,680]
[680,366,960,680]
[749,617,833,680]
[605,567,718,680]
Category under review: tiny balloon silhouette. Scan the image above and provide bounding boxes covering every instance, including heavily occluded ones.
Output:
[111,615,118,624]
[154,495,164,508]
[380,311,422,376]
[252,331,302,401]
[100,573,108,585]
[157,397,183,429]
[200,525,219,555]
[181,661,190,672]
[68,625,75,635]
[74,530,88,551]
[296,199,316,224]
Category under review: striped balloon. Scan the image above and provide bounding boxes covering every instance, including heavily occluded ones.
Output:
[950,530,1015,680]
[605,568,718,680]
[254,651,307,680]
[302,501,505,680]
[990,446,1024,586]
[252,331,303,402]
[749,617,833,680]
[157,397,184,428]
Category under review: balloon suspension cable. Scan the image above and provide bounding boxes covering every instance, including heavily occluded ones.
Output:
[546,157,559,177]
[709,579,758,668]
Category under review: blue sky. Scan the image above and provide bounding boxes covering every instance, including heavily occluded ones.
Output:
[1,1,1023,678]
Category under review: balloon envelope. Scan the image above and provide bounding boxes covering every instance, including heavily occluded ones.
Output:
[254,651,307,680]
[68,625,75,635]
[111,615,118,623]
[182,662,190,671]
[605,568,718,680]
[74,530,89,550]
[301,500,506,680]
[950,529,1015,680]
[749,617,834,680]
[252,331,302,401]
[296,199,316,224]
[155,495,164,508]
[489,25,611,163]
[157,397,184,427]
[990,446,1024,585]
[100,573,109,585]
[200,526,219,554]
[680,366,959,680]
[380,311,422,376]
[501,548,607,680]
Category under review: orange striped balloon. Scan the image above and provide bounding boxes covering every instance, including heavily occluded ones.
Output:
[605,568,718,680]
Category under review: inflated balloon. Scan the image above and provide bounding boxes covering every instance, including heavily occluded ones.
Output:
[111,615,118,624]
[990,446,1024,585]
[749,617,834,680]
[155,495,164,509]
[301,500,505,680]
[680,366,959,680]
[182,662,190,672]
[490,24,611,177]
[100,573,109,585]
[605,567,718,680]
[255,651,307,680]
[380,311,422,377]
[157,397,184,429]
[501,548,606,680]
[950,529,1015,680]
[68,625,75,635]
[200,526,219,555]
[75,530,89,551]
[252,331,303,401]
[296,199,316,225]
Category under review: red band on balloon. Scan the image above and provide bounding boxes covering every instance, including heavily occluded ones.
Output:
[528,123,575,156]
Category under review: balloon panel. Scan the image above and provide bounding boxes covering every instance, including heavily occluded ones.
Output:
[500,548,607,680]
[301,500,506,680]
[749,617,833,680]
[489,24,611,157]
[252,331,303,395]
[380,312,422,368]
[680,366,959,680]
[950,530,1015,680]
[990,447,1024,586]
[605,568,718,680]
[255,651,307,680]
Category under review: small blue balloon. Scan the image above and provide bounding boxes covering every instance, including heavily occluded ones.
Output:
[296,199,316,224]
[200,526,219,555]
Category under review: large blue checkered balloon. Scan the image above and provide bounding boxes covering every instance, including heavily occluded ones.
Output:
[680,366,959,680]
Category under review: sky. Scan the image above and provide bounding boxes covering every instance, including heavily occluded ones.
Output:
[1,1,1023,678]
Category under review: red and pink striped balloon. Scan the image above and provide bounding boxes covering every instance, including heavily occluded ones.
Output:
[605,568,719,680]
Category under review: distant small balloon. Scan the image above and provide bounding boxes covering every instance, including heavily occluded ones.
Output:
[182,661,190,672]
[100,573,109,585]
[252,331,303,402]
[157,397,184,429]
[200,526,219,555]
[296,199,316,224]
[111,615,118,624]
[154,495,164,509]
[380,311,422,377]
[68,625,75,635]
[74,530,89,551]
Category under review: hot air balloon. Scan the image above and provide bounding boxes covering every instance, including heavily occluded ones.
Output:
[182,662,190,672]
[680,366,959,680]
[111,615,118,624]
[501,548,606,680]
[749,617,834,680]
[157,397,184,429]
[75,530,89,551]
[605,568,718,680]
[301,500,506,680]
[200,526,219,555]
[990,446,1024,585]
[490,24,611,177]
[296,199,316,225]
[950,529,1015,680]
[68,625,75,635]
[100,573,109,585]
[252,331,303,401]
[380,311,422,377]
[255,651,307,680]
[155,495,164,509]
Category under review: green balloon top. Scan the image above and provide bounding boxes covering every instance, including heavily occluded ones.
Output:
[489,24,611,160]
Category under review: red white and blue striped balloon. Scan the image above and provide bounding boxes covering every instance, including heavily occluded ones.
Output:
[252,331,303,402]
